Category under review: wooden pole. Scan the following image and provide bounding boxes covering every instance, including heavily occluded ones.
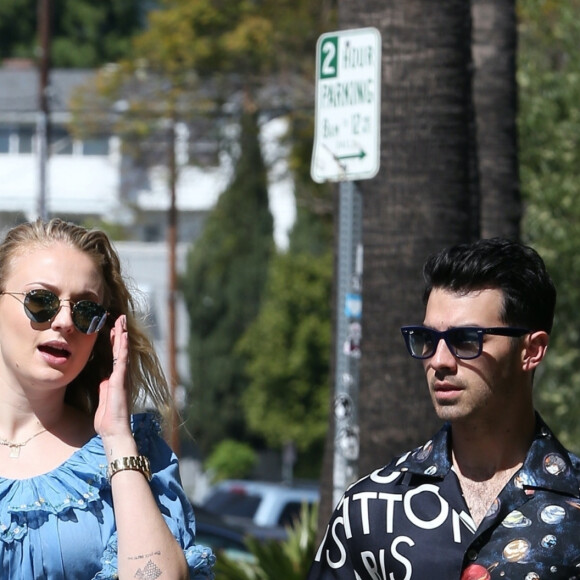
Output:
[37,0,51,220]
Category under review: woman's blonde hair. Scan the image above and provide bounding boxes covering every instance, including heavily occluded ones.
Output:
[0,218,173,419]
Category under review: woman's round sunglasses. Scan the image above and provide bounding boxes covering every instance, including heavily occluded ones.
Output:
[1,289,108,334]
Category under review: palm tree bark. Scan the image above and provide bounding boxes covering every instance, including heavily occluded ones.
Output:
[472,0,520,238]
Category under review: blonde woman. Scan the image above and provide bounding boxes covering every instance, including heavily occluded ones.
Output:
[0,219,214,579]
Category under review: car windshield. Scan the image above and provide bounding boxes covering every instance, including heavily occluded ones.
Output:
[204,489,261,519]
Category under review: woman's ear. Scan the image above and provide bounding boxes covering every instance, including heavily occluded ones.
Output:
[522,330,549,371]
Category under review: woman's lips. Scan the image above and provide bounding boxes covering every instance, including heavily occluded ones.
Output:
[38,342,71,364]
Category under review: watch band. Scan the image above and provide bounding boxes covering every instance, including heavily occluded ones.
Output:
[107,455,152,482]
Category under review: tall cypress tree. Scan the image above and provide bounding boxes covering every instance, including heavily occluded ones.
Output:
[182,110,274,455]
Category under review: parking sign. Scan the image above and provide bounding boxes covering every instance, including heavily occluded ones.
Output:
[311,28,382,183]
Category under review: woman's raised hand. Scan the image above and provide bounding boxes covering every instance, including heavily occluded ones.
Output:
[94,315,132,440]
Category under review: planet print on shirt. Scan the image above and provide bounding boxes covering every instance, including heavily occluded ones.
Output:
[503,538,531,562]
[461,564,490,580]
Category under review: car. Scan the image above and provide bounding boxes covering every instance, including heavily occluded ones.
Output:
[193,503,254,562]
[201,479,319,529]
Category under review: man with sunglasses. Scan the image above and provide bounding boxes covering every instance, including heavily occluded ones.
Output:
[308,238,580,579]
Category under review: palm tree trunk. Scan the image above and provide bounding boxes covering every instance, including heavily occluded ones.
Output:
[472,0,520,238]
[318,0,478,528]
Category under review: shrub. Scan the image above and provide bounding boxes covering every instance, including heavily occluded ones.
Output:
[214,502,318,580]
[205,439,258,483]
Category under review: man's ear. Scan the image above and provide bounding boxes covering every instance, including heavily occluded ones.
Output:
[522,331,549,371]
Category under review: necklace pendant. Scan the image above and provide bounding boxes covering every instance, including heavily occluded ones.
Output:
[9,446,20,459]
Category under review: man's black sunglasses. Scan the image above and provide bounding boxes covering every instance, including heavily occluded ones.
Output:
[400,325,530,360]
[2,289,108,335]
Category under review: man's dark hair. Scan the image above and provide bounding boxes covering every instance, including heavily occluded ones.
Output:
[422,238,556,334]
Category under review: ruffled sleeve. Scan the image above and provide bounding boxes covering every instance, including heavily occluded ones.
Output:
[95,413,215,579]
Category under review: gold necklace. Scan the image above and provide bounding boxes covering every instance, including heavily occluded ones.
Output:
[0,427,48,458]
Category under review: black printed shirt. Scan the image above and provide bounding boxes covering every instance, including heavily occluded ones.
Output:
[308,416,580,579]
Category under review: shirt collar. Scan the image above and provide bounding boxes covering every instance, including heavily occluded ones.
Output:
[393,422,452,479]
[517,414,580,498]
[393,415,580,498]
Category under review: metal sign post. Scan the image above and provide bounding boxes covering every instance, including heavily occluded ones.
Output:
[333,180,363,507]
[311,27,382,506]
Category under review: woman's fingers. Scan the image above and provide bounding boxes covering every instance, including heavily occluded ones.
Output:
[94,315,131,437]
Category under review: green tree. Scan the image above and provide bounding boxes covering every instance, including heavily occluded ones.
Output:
[0,0,146,67]
[132,0,336,463]
[182,110,274,455]
[236,89,334,477]
[131,0,276,92]
[0,0,37,61]
[518,0,580,454]
[68,0,336,463]
[238,249,332,478]
[205,439,257,483]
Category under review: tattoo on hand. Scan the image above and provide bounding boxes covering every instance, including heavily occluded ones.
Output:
[133,559,162,579]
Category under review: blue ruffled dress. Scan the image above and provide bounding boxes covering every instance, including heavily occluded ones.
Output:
[0,413,215,579]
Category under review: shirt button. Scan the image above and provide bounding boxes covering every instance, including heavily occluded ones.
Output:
[466,549,478,561]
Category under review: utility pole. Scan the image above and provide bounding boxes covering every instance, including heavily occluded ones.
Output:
[37,0,51,220]
[167,113,181,456]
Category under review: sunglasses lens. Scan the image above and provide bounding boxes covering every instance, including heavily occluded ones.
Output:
[447,328,481,359]
[72,301,107,334]
[23,290,59,322]
[406,328,435,358]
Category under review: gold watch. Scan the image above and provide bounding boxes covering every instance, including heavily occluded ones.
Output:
[107,455,152,482]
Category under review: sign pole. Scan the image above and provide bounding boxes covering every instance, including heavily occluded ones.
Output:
[333,180,363,507]
[311,27,381,505]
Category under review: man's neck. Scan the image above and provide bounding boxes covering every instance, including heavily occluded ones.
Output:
[450,410,536,481]
[448,411,536,527]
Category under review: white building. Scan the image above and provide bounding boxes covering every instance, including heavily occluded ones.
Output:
[0,61,295,246]
[0,60,295,391]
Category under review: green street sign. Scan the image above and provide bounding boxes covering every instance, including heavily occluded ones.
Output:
[311,28,382,183]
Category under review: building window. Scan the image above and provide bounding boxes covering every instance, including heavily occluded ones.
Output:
[82,136,109,156]
[144,223,162,242]
[18,127,34,153]
[0,128,10,153]
[50,127,73,155]
[0,125,112,157]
